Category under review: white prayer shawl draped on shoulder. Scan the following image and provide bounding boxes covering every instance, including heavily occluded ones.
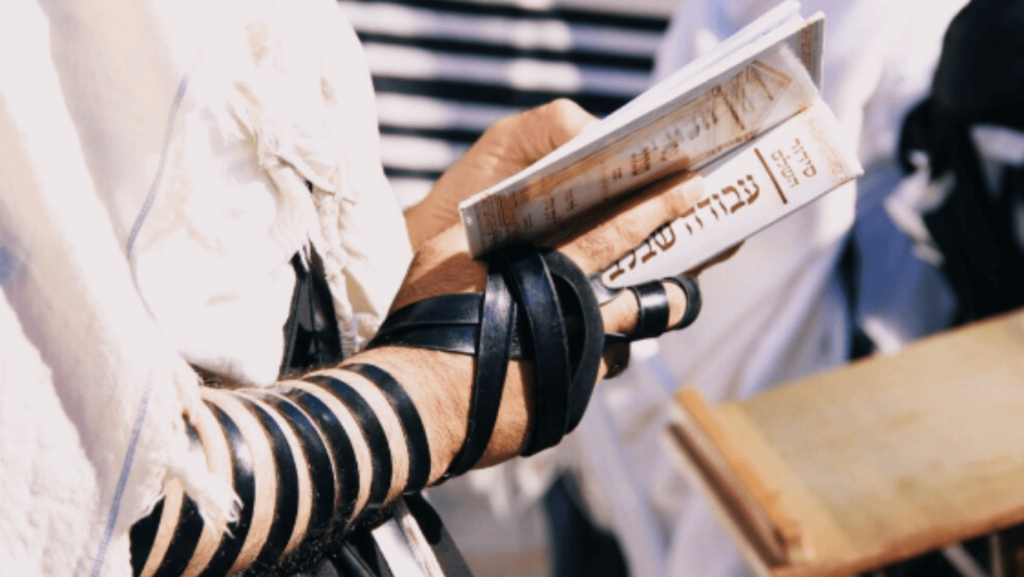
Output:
[0,0,411,575]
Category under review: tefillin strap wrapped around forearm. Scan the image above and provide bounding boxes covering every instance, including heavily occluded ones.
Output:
[370,243,608,476]
[370,242,702,475]
[369,244,604,473]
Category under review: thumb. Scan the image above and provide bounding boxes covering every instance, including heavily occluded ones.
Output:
[488,99,598,166]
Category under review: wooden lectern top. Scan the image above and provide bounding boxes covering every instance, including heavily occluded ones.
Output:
[667,311,1024,577]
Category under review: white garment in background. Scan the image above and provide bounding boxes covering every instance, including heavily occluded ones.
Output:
[0,0,411,575]
[566,2,964,577]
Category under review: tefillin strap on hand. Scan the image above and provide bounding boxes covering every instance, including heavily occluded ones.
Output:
[368,243,702,476]
[600,272,701,349]
[369,244,604,476]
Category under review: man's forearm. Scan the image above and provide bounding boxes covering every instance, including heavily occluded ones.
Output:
[130,161,706,577]
[129,342,532,577]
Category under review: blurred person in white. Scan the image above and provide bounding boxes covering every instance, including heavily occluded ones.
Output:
[549,1,971,577]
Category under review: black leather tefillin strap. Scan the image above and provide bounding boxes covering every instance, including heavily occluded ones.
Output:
[306,374,394,515]
[368,243,703,477]
[344,363,433,493]
[603,273,701,348]
[368,244,605,476]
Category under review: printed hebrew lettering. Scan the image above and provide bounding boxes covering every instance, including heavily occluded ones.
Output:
[631,148,652,176]
[735,79,759,115]
[781,164,798,187]
[721,186,745,212]
[687,118,702,141]
[608,260,626,281]
[680,207,703,235]
[626,247,639,269]
[696,198,721,220]
[739,175,760,203]
[689,104,715,140]
[712,193,728,213]
[661,138,681,162]
[653,224,677,250]
[791,138,817,178]
[639,238,657,263]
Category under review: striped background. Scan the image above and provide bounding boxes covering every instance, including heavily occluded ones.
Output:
[340,0,676,208]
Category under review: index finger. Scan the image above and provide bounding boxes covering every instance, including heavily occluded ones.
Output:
[556,173,704,274]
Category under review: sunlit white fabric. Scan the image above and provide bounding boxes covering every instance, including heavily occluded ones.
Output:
[0,0,410,574]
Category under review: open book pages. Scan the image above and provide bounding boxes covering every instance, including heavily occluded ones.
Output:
[459,1,829,258]
[602,100,861,287]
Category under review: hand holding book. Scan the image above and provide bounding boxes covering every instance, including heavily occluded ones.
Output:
[459,1,862,290]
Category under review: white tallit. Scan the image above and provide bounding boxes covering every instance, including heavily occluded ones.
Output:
[0,0,411,575]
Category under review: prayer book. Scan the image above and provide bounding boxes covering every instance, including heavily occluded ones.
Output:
[458,1,863,287]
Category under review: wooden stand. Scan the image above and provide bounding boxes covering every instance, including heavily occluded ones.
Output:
[667,312,1024,577]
